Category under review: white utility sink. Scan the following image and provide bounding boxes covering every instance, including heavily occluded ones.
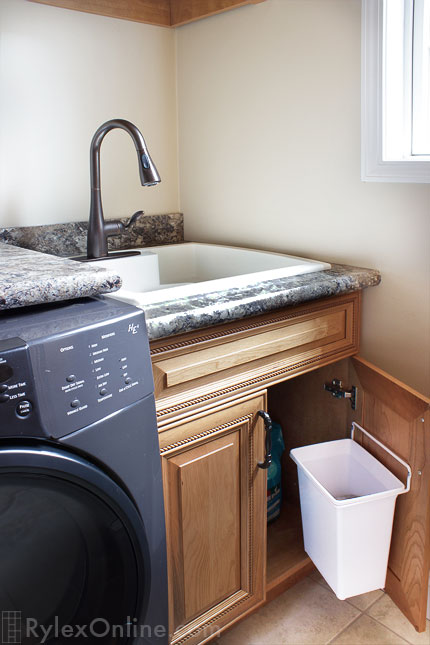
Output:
[94,243,331,306]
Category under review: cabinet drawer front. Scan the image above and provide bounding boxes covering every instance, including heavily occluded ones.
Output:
[156,309,345,388]
[151,293,360,418]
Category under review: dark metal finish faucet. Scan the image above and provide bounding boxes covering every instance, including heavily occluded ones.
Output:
[87,119,160,260]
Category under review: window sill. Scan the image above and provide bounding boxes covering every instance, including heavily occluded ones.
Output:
[361,158,430,183]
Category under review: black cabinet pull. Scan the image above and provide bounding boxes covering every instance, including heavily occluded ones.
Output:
[257,410,272,470]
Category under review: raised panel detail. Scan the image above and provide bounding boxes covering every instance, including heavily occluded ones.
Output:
[166,433,241,623]
[160,393,266,644]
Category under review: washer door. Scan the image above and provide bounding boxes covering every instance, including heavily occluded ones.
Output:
[0,445,149,644]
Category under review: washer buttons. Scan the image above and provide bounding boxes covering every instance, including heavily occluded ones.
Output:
[70,399,80,408]
[99,388,108,397]
[124,377,132,385]
[16,400,33,417]
[0,393,10,403]
[66,375,76,383]
[0,384,8,393]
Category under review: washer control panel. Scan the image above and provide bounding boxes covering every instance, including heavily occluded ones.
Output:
[0,301,153,439]
[0,338,38,435]
[31,312,152,438]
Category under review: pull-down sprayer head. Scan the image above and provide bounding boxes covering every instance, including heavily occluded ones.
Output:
[139,150,160,187]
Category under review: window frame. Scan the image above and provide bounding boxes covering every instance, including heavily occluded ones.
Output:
[412,0,430,155]
[361,0,430,183]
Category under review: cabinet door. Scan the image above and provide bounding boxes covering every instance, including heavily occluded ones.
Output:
[352,357,430,633]
[159,393,267,644]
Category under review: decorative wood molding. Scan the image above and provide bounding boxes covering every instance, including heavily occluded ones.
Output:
[27,0,171,26]
[27,0,266,27]
[160,415,251,454]
[171,0,265,27]
[172,591,250,645]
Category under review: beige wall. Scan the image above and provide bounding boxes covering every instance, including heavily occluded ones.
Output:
[0,0,179,227]
[176,0,430,395]
[0,0,428,395]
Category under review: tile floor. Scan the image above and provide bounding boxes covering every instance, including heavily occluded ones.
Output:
[217,572,430,645]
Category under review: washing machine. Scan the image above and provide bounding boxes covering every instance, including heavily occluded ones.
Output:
[0,297,168,644]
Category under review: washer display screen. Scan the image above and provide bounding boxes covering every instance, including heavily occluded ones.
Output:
[0,362,13,383]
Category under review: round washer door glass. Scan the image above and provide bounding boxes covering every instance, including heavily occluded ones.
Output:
[0,455,146,644]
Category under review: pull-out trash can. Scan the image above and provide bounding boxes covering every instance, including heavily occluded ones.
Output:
[290,423,410,600]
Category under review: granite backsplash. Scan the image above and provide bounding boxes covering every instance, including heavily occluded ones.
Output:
[0,213,184,257]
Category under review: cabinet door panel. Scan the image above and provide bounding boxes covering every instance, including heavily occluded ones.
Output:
[167,433,241,623]
[160,393,266,644]
[352,357,430,633]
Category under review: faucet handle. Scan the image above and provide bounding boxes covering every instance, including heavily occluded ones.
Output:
[103,211,144,240]
[124,210,144,229]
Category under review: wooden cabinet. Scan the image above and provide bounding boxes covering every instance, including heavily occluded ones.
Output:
[152,291,430,641]
[27,0,266,27]
[269,356,430,633]
[159,392,267,644]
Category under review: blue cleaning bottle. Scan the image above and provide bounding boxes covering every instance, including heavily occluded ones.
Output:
[267,421,285,523]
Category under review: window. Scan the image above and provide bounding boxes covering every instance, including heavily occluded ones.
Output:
[412,0,430,155]
[361,0,430,182]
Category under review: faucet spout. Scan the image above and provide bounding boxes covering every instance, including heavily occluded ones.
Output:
[87,119,160,259]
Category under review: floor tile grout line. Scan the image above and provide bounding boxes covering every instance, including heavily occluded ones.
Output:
[325,613,364,645]
[363,612,416,644]
[360,589,385,612]
[302,575,366,645]
[362,593,427,644]
[326,591,417,645]
[307,577,415,644]
[308,575,385,614]
[306,575,395,644]
[324,610,365,645]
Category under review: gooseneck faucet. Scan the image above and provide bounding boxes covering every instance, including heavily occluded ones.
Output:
[87,119,161,259]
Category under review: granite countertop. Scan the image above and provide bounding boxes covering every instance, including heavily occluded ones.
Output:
[0,238,381,341]
[0,242,121,310]
[142,263,381,341]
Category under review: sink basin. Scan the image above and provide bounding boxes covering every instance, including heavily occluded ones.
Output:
[94,243,331,305]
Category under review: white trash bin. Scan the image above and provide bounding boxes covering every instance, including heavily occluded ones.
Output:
[290,422,411,600]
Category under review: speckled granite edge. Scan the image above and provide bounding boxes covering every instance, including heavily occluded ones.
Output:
[0,243,121,310]
[0,213,184,257]
[141,264,381,341]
